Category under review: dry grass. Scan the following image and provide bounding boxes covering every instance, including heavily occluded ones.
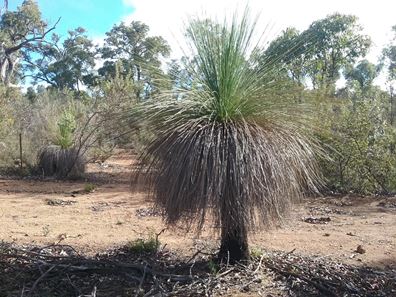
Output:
[140,120,319,233]
[37,145,85,179]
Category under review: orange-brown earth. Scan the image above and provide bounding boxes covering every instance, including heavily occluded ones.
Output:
[0,150,395,270]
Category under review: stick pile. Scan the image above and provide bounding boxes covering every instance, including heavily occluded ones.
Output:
[0,242,394,296]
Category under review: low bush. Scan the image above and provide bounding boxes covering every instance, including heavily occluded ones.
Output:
[319,96,396,194]
[37,145,85,179]
[124,236,160,254]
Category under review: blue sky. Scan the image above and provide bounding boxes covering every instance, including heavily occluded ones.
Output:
[10,0,134,38]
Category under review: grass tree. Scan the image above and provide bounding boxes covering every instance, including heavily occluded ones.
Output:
[133,10,321,263]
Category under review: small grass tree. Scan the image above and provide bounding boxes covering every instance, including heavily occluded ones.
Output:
[133,10,321,263]
[38,106,85,179]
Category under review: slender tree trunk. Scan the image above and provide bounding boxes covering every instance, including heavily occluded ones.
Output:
[0,54,16,86]
[218,209,249,263]
[136,64,141,99]
[0,57,7,84]
[389,86,395,153]
[19,132,23,170]
[390,86,395,127]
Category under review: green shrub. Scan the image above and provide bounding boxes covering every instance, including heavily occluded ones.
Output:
[250,247,264,259]
[207,259,220,274]
[55,108,77,149]
[124,236,159,254]
[84,183,96,193]
[320,96,396,194]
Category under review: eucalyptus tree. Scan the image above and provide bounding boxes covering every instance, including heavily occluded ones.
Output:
[24,27,96,91]
[344,59,378,91]
[301,13,371,94]
[382,25,396,125]
[261,27,308,85]
[382,25,396,82]
[99,21,170,98]
[0,0,58,85]
[131,11,321,262]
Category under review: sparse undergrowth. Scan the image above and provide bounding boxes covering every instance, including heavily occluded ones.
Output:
[124,235,160,254]
[0,242,394,297]
[83,183,96,193]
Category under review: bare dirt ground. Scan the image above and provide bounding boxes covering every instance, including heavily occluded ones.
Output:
[0,149,395,271]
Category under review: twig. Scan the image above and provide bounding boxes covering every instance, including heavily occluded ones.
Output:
[253,254,265,274]
[186,250,202,264]
[264,260,337,296]
[135,263,148,297]
[286,248,296,255]
[91,286,97,297]
[215,268,235,279]
[27,264,56,297]
[155,228,166,249]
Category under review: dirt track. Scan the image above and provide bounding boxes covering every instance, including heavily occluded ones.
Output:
[0,150,395,269]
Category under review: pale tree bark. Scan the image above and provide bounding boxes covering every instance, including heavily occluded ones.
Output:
[0,17,60,86]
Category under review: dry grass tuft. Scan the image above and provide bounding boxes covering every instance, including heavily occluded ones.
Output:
[37,145,85,179]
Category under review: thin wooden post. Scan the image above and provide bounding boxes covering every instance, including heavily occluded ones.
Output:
[19,132,22,170]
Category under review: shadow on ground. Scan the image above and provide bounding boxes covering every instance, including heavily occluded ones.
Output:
[0,242,395,297]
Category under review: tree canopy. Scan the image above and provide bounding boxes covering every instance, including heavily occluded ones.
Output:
[24,27,96,90]
[0,0,58,85]
[99,21,171,98]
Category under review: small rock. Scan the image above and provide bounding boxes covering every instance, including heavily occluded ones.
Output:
[323,233,330,237]
[355,245,366,254]
[57,233,67,240]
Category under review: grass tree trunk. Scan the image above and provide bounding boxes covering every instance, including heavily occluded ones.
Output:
[219,217,249,263]
[218,168,250,263]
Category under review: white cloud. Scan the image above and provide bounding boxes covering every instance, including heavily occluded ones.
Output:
[122,0,395,64]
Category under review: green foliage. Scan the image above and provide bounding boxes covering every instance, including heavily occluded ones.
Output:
[24,27,96,90]
[92,64,149,151]
[262,13,371,95]
[250,247,264,259]
[382,25,396,82]
[55,108,76,149]
[183,15,306,122]
[320,96,396,194]
[0,0,51,85]
[0,87,92,172]
[99,62,137,105]
[84,183,95,193]
[260,27,307,84]
[303,13,371,92]
[344,59,379,91]
[207,259,220,274]
[99,21,171,98]
[167,57,194,92]
[0,85,22,168]
[125,236,160,254]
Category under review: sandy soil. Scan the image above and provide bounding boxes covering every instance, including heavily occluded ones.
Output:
[0,150,395,270]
